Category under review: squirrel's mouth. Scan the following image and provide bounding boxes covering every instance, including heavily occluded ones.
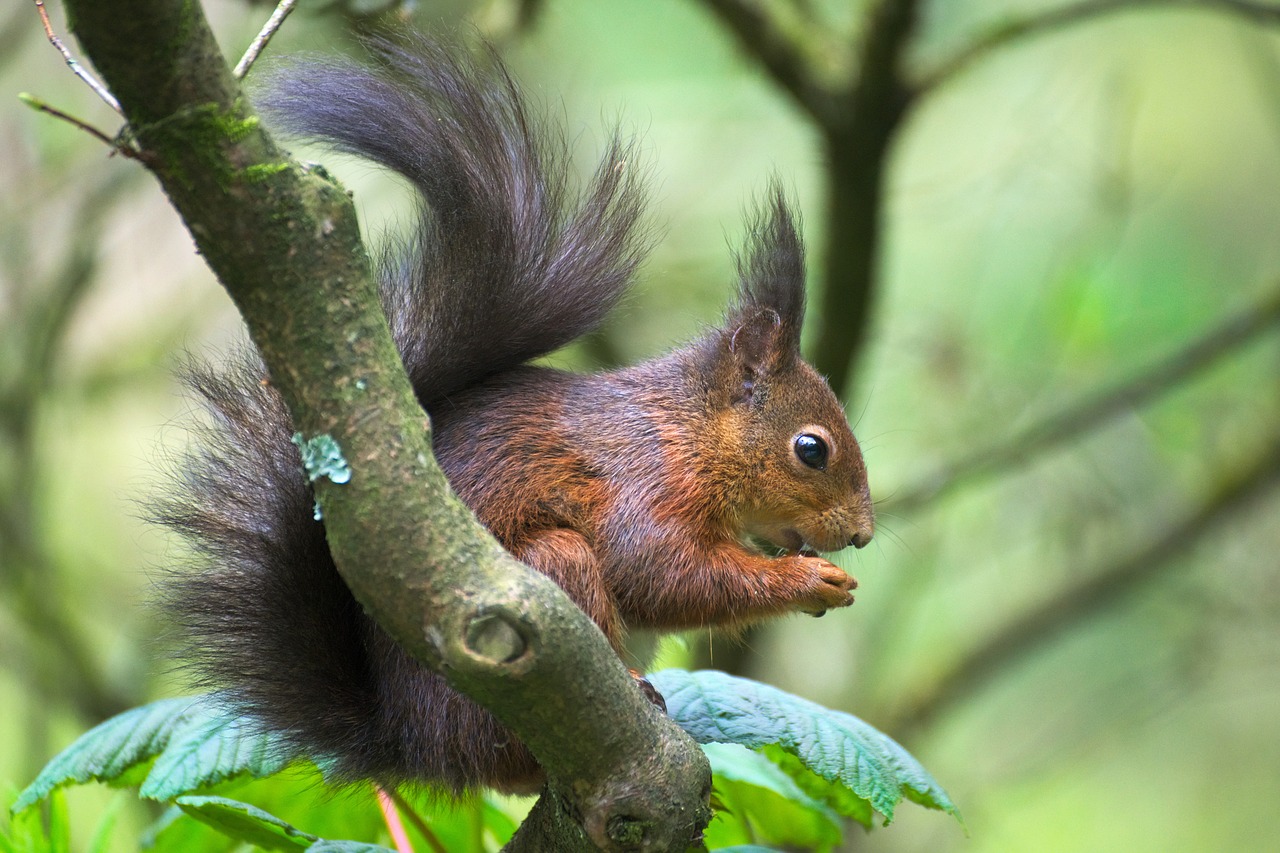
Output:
[745,524,820,557]
[777,528,818,556]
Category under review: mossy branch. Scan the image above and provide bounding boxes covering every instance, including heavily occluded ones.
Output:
[58,1,709,849]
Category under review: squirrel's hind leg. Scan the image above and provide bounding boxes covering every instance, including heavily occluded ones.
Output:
[515,529,622,651]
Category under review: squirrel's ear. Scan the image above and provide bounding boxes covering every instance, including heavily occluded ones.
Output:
[728,307,789,379]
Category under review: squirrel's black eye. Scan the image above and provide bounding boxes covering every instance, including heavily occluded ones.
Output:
[794,433,828,470]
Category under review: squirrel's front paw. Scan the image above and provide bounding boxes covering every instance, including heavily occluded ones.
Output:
[792,556,857,616]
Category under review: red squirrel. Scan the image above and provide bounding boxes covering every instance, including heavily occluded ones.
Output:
[158,34,873,795]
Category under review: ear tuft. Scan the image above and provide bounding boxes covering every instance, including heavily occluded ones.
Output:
[724,180,806,367]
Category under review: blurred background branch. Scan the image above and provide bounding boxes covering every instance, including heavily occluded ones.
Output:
[920,0,1280,94]
[698,0,847,124]
[891,281,1280,514]
[889,435,1280,739]
[0,169,142,776]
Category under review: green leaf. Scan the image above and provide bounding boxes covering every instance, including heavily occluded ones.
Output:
[174,796,315,850]
[1,795,47,853]
[138,804,184,850]
[478,796,522,848]
[651,669,961,826]
[704,743,842,851]
[13,694,301,815]
[758,745,873,828]
[139,703,291,800]
[46,789,69,853]
[12,698,201,813]
[307,842,397,852]
[705,742,839,821]
[389,788,525,852]
[1,786,67,853]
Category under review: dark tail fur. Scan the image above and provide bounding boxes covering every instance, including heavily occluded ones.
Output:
[156,35,649,790]
[256,34,650,402]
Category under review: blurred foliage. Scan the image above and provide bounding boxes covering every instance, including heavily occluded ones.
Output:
[2,0,1279,850]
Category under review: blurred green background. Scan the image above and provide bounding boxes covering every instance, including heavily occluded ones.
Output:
[2,0,1278,850]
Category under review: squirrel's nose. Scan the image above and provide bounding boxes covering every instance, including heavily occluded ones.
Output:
[848,528,873,549]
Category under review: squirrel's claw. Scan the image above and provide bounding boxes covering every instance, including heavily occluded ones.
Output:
[791,555,857,615]
[629,668,668,713]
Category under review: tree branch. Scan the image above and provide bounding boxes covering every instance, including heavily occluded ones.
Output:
[919,0,1280,94]
[810,0,922,397]
[61,2,709,848]
[890,282,1280,515]
[17,93,133,157]
[697,0,845,125]
[888,437,1280,738]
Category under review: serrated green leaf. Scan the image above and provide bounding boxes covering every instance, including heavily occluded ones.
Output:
[651,669,960,826]
[13,694,302,815]
[139,703,292,799]
[705,743,842,851]
[759,745,874,828]
[12,697,202,813]
[174,796,316,850]
[704,743,835,819]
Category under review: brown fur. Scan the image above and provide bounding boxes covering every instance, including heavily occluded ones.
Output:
[432,341,873,643]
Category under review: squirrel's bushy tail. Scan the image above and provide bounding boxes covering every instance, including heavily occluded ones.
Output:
[156,34,649,790]
[256,33,649,402]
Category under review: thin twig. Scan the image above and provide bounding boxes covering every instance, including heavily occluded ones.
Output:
[889,437,1280,738]
[233,0,298,80]
[34,0,121,113]
[918,0,1280,94]
[17,93,142,160]
[890,283,1280,515]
